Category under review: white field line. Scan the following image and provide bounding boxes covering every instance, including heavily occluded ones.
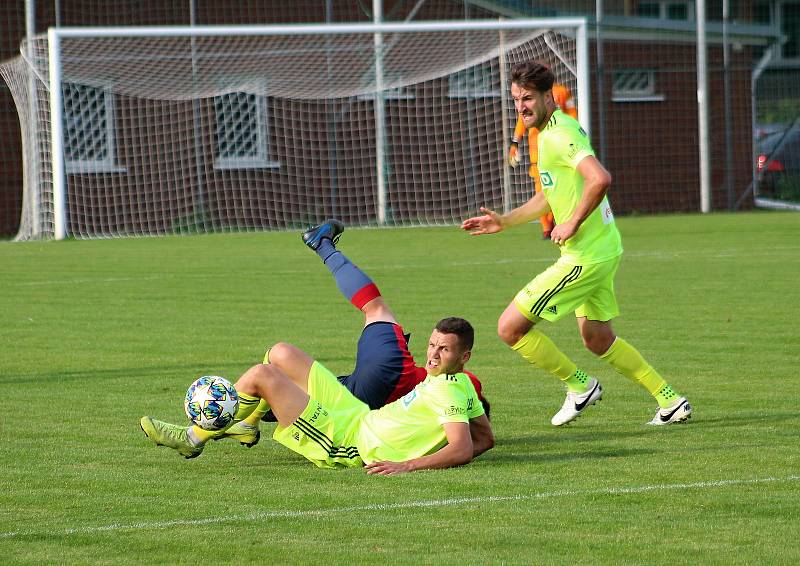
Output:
[8,245,800,287]
[1,475,797,540]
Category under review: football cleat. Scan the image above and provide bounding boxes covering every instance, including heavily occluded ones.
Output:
[301,219,344,251]
[219,422,261,447]
[140,416,203,459]
[551,378,603,426]
[647,397,692,425]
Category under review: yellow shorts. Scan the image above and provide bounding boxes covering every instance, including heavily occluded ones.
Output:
[513,255,621,323]
[272,361,370,469]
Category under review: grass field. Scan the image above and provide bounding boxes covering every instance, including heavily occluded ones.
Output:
[1,211,798,564]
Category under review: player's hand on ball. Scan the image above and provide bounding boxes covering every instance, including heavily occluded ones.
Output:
[508,142,520,167]
[461,207,504,235]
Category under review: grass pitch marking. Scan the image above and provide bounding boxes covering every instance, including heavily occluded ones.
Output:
[1,475,797,540]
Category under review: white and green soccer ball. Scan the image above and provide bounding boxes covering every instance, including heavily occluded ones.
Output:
[184,376,239,430]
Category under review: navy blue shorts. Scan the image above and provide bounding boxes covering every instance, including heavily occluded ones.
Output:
[338,321,418,410]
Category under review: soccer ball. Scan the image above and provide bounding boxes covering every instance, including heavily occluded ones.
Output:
[184,376,239,430]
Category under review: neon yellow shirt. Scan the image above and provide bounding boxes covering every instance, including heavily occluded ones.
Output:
[538,110,623,264]
[356,372,484,464]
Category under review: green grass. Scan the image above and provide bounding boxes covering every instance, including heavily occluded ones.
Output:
[1,211,798,565]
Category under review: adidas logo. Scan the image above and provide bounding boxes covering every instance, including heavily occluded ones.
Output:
[546,305,558,315]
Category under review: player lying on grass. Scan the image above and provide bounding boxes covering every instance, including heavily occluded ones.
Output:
[141,220,494,474]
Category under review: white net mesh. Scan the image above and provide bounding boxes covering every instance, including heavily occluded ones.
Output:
[1,24,582,239]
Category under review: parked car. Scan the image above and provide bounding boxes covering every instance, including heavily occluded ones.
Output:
[755,122,800,202]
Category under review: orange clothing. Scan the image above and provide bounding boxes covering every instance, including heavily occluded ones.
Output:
[511,83,577,236]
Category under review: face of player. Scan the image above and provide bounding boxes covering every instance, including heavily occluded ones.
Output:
[512,82,553,131]
[425,329,471,376]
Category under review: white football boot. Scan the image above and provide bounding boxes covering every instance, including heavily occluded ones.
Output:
[647,397,692,425]
[551,378,603,426]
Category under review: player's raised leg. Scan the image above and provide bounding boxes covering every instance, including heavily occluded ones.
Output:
[302,219,384,315]
[302,218,398,326]
[498,302,601,426]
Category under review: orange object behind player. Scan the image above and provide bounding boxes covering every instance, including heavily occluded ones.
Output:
[509,83,577,239]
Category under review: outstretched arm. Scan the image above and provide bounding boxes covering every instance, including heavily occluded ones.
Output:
[461,190,550,235]
[364,422,473,476]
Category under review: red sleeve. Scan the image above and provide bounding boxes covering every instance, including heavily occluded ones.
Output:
[464,370,484,401]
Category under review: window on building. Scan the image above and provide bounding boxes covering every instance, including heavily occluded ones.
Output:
[637,1,694,21]
[783,2,800,58]
[214,90,278,169]
[753,1,800,61]
[63,83,122,173]
[448,63,500,98]
[612,70,665,102]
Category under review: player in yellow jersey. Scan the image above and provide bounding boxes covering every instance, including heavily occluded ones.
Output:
[462,61,692,426]
[141,222,494,473]
[508,83,577,239]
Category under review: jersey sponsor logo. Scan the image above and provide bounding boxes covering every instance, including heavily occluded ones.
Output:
[401,389,418,409]
[539,171,554,189]
[600,200,615,224]
[467,398,474,411]
[568,143,578,159]
[446,405,466,417]
[546,305,558,315]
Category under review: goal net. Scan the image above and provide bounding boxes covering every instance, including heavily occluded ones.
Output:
[0,20,587,240]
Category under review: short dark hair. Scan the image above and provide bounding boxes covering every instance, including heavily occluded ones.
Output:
[510,61,555,93]
[435,317,474,350]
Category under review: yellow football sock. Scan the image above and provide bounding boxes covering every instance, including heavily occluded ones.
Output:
[241,399,271,426]
[512,329,587,392]
[600,337,679,408]
[191,391,262,444]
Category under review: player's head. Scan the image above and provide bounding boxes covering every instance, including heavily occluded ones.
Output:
[425,317,474,376]
[510,61,556,130]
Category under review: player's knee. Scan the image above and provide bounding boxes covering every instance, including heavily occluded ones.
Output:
[234,364,269,396]
[582,332,615,356]
[497,320,524,347]
[266,342,294,369]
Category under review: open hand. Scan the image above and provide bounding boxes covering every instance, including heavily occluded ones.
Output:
[460,207,504,235]
[365,460,411,475]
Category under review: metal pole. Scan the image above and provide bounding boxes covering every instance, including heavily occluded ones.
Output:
[325,0,339,219]
[190,0,207,231]
[696,0,711,213]
[723,0,734,210]
[575,22,591,138]
[48,28,67,239]
[24,0,40,238]
[499,28,512,214]
[373,0,387,225]
[594,0,607,161]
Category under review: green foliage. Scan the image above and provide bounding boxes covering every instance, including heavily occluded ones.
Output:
[776,175,800,202]
[758,98,800,125]
[1,212,799,564]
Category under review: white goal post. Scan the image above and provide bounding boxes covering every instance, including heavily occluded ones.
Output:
[3,18,589,240]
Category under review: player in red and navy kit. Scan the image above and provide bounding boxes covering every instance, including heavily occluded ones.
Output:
[290,219,489,414]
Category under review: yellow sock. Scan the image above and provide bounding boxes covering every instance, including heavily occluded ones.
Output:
[512,329,587,392]
[191,391,262,444]
[600,337,679,407]
[241,399,271,426]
